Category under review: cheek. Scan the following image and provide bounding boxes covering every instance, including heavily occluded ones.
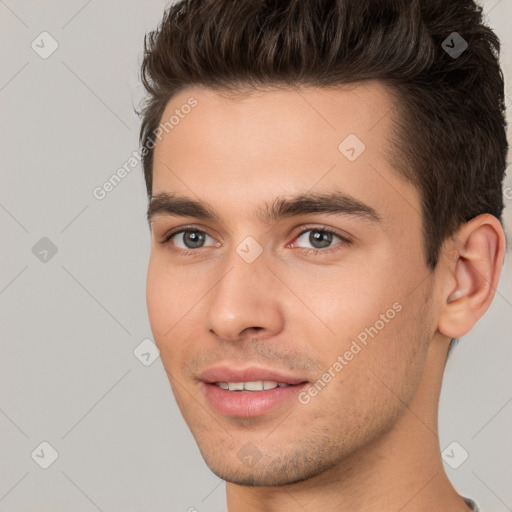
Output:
[314,299,428,425]
[146,257,166,336]
[146,253,212,365]
[289,260,401,340]
[146,254,186,341]
[299,260,425,380]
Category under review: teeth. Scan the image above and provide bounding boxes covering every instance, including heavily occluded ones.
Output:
[215,381,292,391]
[245,381,268,391]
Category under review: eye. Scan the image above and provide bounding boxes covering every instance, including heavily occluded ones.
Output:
[291,227,351,254]
[160,228,218,250]
[159,225,351,257]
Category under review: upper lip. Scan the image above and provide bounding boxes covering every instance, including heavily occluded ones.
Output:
[198,365,309,385]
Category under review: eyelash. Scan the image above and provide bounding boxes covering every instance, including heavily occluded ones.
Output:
[159,225,352,257]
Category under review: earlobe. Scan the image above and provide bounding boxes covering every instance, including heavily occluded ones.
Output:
[438,214,505,339]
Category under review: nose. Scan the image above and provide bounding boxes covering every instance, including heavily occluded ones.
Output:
[204,249,285,343]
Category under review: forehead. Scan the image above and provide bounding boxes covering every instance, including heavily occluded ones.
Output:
[154,81,398,161]
[151,81,419,227]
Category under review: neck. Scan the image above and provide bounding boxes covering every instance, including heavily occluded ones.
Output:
[226,339,470,512]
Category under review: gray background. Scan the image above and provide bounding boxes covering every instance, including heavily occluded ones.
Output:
[0,1,511,511]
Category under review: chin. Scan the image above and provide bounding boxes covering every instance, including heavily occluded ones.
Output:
[207,465,315,487]
[199,446,340,488]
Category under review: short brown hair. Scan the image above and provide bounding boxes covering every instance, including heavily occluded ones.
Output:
[138,0,508,270]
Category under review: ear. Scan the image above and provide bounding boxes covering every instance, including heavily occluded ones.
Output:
[438,214,506,338]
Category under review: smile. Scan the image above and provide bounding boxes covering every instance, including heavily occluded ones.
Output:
[214,381,293,391]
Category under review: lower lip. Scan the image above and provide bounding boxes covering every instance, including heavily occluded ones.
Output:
[201,382,308,417]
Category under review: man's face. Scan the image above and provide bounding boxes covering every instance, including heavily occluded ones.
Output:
[146,82,438,486]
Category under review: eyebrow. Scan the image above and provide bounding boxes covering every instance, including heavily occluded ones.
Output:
[146,190,381,226]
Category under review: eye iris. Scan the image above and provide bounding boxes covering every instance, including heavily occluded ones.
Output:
[310,230,332,249]
[184,231,205,249]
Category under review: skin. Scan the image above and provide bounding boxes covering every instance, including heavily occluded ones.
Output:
[145,81,505,512]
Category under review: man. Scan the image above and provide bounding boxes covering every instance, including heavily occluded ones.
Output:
[138,0,508,510]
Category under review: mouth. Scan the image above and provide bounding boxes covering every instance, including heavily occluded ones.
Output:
[214,380,297,391]
[198,366,309,417]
